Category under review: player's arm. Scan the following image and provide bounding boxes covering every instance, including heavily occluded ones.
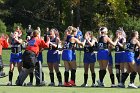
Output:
[41,37,50,48]
[107,37,119,46]
[75,38,84,46]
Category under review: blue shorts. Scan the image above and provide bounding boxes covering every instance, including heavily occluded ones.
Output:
[83,52,96,63]
[135,58,140,65]
[37,52,43,63]
[108,53,113,66]
[115,52,125,63]
[124,51,135,62]
[10,52,22,63]
[62,49,76,62]
[47,50,60,63]
[97,49,109,61]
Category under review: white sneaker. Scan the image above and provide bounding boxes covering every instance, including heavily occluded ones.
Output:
[48,82,55,86]
[118,83,125,88]
[58,82,63,86]
[81,83,88,87]
[7,81,12,86]
[27,82,33,86]
[111,84,116,87]
[128,83,137,88]
[91,83,96,87]
[97,80,104,87]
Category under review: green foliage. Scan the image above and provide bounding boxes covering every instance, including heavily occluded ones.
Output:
[0,0,140,35]
[0,19,6,33]
[13,23,26,39]
[123,16,140,32]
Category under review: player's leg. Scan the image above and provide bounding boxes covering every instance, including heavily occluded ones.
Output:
[54,63,62,86]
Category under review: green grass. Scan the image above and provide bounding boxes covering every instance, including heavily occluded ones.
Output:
[2,50,99,67]
[1,49,140,93]
[0,67,140,93]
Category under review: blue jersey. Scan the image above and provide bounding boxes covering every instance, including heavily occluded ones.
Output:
[98,36,108,50]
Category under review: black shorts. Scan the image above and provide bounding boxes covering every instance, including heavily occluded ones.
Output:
[22,50,37,69]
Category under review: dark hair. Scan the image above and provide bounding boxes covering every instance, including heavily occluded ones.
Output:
[131,31,138,38]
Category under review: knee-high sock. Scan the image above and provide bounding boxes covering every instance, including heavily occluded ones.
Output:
[64,71,69,83]
[71,69,76,83]
[56,71,62,83]
[49,72,54,83]
[130,72,137,83]
[84,73,88,84]
[92,73,96,84]
[9,71,13,82]
[110,74,115,84]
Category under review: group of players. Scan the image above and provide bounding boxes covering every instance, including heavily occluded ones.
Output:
[0,25,140,89]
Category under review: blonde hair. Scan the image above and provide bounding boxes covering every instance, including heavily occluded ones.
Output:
[33,30,39,37]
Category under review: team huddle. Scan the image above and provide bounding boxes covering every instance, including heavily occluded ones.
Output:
[0,25,140,88]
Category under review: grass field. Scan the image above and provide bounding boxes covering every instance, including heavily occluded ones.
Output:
[1,49,140,93]
[0,67,140,93]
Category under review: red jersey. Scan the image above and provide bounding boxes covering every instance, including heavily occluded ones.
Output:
[0,38,9,55]
[26,37,49,55]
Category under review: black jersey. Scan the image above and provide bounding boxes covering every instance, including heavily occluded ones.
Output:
[49,37,58,50]
[115,38,125,52]
[98,36,108,49]
[63,35,75,49]
[84,39,94,53]
[125,39,136,52]
[11,38,22,53]
[134,47,139,58]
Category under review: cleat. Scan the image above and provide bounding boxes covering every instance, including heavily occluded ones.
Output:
[91,83,96,87]
[111,84,117,87]
[128,83,137,88]
[27,82,33,86]
[81,83,88,87]
[64,82,72,87]
[97,80,104,87]
[48,82,55,86]
[69,80,76,86]
[7,81,12,86]
[0,72,8,78]
[58,82,63,86]
[118,83,125,88]
[23,83,26,86]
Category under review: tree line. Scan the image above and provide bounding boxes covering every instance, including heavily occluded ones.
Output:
[0,0,140,38]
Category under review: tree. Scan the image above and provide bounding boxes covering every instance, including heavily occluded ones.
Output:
[0,19,6,33]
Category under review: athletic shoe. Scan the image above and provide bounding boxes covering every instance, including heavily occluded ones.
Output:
[39,81,46,86]
[81,83,88,87]
[128,83,137,88]
[111,84,117,87]
[27,82,33,86]
[118,83,125,88]
[23,83,26,86]
[138,85,140,88]
[97,80,104,87]
[58,82,63,86]
[48,82,55,86]
[91,83,96,87]
[69,80,76,86]
[0,72,8,78]
[64,82,72,87]
[7,81,12,86]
